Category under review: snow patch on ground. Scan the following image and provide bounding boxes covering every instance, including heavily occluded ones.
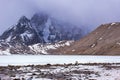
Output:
[91,44,96,48]
[111,23,116,26]
[65,41,71,46]
[72,49,75,52]
[0,49,11,55]
[116,42,120,45]
[99,37,103,40]
[108,23,116,29]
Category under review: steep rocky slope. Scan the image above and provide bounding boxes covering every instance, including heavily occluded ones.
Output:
[53,22,120,55]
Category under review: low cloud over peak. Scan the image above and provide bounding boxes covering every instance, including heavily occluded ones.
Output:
[0,0,120,34]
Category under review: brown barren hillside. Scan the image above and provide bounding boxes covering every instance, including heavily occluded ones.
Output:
[51,22,120,55]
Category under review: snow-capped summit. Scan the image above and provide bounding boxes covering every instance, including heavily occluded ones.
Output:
[0,16,39,45]
[18,16,30,25]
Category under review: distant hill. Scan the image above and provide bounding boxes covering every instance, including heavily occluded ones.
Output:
[52,22,120,55]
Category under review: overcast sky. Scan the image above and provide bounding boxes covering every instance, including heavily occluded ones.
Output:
[0,0,120,34]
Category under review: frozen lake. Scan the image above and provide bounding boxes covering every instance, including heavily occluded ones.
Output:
[0,55,120,66]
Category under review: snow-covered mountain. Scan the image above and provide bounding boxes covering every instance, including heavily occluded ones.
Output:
[0,13,82,45]
[0,13,83,55]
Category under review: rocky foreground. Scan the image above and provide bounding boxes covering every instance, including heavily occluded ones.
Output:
[0,63,120,80]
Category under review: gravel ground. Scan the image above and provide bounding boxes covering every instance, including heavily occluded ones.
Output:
[0,63,120,80]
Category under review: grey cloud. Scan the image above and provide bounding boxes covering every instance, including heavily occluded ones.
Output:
[0,0,37,34]
[0,0,120,34]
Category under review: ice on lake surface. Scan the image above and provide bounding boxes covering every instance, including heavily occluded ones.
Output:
[0,55,120,66]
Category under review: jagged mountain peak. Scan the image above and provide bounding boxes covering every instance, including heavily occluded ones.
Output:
[0,12,87,55]
[0,15,40,45]
[18,16,30,26]
[0,13,83,46]
[19,16,29,22]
